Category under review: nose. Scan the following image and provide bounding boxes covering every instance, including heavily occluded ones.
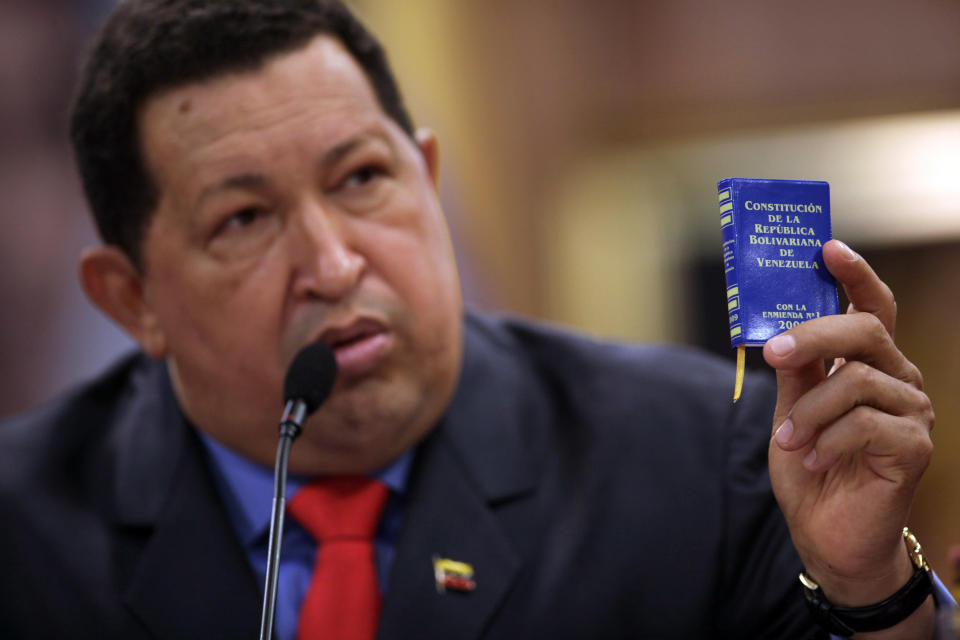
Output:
[289,202,365,301]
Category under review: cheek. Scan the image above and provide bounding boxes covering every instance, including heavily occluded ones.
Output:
[364,219,460,340]
[145,241,289,368]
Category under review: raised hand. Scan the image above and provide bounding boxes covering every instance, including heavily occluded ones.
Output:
[763,239,935,637]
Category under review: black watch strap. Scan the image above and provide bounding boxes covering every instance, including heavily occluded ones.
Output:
[799,528,934,637]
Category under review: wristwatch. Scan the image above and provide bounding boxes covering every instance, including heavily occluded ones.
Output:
[799,528,933,637]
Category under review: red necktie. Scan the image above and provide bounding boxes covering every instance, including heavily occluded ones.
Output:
[287,477,390,640]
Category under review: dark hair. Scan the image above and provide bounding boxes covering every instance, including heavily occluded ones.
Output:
[70,0,415,270]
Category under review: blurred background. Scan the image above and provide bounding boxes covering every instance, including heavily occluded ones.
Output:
[2,0,958,589]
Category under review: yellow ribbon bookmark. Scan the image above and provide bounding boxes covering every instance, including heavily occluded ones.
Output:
[733,345,745,403]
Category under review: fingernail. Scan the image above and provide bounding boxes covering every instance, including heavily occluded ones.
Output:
[803,448,818,469]
[835,240,858,262]
[768,334,796,356]
[774,418,794,447]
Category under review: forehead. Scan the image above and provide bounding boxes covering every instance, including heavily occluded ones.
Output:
[137,35,389,189]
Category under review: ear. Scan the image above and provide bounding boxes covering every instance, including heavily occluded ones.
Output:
[78,246,168,359]
[415,127,440,191]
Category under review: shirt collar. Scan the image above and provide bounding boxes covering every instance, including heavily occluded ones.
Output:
[198,432,413,548]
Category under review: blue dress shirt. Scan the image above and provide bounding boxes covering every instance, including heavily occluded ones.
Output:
[199,433,411,640]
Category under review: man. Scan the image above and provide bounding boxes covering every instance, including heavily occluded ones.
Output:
[0,1,947,638]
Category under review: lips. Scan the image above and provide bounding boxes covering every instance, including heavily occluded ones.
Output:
[319,318,383,347]
[316,318,392,378]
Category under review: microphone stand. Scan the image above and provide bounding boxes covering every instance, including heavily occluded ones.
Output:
[258,399,307,640]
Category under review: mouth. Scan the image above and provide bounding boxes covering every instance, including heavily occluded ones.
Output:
[317,318,393,379]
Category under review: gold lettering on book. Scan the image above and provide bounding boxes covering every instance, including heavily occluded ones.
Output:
[744,201,823,213]
[754,257,819,269]
[748,235,822,247]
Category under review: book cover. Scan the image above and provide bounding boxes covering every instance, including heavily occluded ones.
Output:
[718,178,840,397]
[718,177,839,346]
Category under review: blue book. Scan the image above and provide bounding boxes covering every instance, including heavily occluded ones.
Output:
[717,178,840,398]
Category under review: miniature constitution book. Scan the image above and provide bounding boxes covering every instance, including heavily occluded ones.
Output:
[717,178,839,400]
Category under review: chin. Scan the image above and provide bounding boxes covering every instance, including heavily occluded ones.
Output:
[291,422,410,475]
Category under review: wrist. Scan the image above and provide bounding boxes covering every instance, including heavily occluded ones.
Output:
[799,528,934,637]
[809,544,916,607]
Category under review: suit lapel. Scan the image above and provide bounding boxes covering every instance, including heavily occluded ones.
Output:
[377,431,521,640]
[377,315,541,640]
[110,360,260,639]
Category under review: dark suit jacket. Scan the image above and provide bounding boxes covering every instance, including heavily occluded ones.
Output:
[0,312,823,639]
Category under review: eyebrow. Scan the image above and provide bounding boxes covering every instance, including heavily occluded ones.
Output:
[195,173,268,208]
[193,132,384,207]
[321,135,368,168]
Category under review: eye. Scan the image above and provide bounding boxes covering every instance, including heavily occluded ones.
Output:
[208,206,269,243]
[343,165,385,189]
[222,206,264,230]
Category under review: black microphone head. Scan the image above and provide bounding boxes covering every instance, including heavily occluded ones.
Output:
[283,342,338,415]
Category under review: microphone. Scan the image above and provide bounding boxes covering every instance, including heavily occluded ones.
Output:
[259,343,337,640]
[280,342,339,440]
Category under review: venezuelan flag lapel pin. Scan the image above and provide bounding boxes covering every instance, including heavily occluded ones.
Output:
[433,555,477,593]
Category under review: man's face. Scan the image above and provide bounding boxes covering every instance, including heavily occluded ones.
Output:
[134,35,462,473]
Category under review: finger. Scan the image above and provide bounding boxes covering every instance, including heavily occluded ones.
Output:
[763,312,920,387]
[772,360,933,451]
[825,303,856,375]
[825,302,856,376]
[771,361,825,433]
[827,356,845,376]
[799,407,932,476]
[822,240,897,337]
